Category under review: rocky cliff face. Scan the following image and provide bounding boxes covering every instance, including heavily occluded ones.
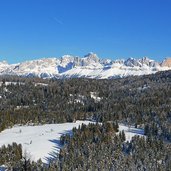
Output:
[0,53,170,79]
[161,58,171,67]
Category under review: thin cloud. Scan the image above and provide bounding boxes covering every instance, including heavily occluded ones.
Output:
[54,17,63,25]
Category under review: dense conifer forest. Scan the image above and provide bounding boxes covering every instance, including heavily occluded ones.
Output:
[1,70,171,170]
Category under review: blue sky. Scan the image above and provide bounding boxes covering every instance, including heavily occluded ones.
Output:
[0,0,171,63]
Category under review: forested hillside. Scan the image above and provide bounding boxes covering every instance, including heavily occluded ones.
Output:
[1,70,171,170]
[55,123,171,171]
[1,71,171,140]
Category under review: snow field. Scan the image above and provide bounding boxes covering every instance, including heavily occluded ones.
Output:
[118,124,144,142]
[0,121,91,163]
[0,121,144,164]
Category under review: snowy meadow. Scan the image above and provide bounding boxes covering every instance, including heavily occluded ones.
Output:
[0,121,144,164]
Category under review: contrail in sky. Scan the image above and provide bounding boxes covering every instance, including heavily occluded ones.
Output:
[54,17,63,25]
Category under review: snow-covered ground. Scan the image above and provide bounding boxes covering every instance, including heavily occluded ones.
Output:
[0,121,144,164]
[0,121,91,163]
[0,165,7,171]
[118,124,144,142]
[0,81,25,86]
[90,92,102,102]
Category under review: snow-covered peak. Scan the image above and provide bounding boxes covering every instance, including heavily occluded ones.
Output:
[0,60,10,72]
[60,55,74,67]
[124,58,142,67]
[83,52,99,62]
[61,55,74,62]
[0,60,8,65]
[0,53,170,79]
[5,58,60,78]
[124,57,159,68]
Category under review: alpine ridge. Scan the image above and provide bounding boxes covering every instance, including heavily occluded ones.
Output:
[0,53,171,79]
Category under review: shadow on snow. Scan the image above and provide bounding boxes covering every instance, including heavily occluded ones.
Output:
[127,128,144,135]
[44,129,73,164]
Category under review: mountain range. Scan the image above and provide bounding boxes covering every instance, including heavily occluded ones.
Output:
[0,52,171,79]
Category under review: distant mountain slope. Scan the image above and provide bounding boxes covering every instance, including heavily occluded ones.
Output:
[0,53,171,78]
